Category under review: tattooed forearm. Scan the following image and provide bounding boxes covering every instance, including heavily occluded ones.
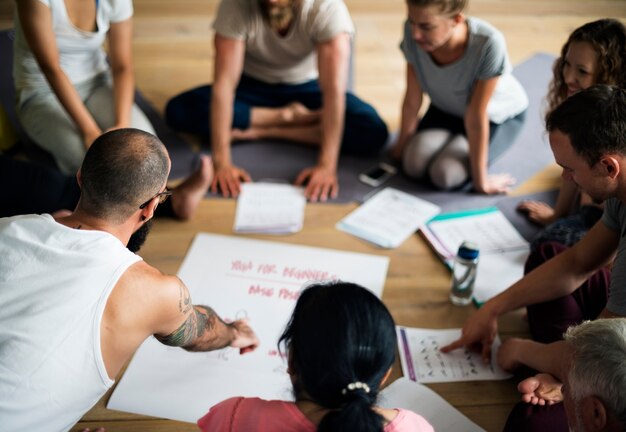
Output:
[155,307,200,347]
[155,305,234,352]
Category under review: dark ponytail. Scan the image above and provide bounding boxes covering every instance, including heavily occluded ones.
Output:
[317,390,385,432]
[278,282,396,432]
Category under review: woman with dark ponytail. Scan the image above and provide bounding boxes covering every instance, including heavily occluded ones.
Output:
[198,282,433,431]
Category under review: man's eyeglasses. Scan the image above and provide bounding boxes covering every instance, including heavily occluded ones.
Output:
[139,188,172,209]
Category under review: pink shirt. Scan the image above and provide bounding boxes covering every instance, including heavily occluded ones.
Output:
[198,397,434,432]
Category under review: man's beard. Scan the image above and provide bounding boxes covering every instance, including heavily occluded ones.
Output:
[262,1,296,32]
[127,219,153,253]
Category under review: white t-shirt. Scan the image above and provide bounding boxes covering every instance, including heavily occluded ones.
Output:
[0,214,141,432]
[13,0,133,96]
[213,0,354,84]
[400,17,528,124]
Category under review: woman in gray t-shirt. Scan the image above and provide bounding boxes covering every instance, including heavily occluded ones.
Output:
[391,0,528,194]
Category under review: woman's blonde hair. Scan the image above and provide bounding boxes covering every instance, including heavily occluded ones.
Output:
[406,0,467,15]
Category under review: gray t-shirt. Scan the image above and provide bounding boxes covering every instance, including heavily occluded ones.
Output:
[400,17,528,124]
[601,198,626,316]
[213,0,354,85]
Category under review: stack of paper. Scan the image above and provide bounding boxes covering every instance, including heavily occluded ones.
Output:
[421,207,529,302]
[233,183,306,234]
[336,188,441,248]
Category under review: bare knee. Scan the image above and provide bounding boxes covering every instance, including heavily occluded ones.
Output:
[429,156,469,190]
[402,129,451,179]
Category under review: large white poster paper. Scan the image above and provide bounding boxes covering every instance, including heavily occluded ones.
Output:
[108,233,389,423]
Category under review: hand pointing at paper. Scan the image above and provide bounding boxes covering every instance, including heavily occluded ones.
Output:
[440,302,499,365]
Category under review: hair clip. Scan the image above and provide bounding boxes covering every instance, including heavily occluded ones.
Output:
[341,381,371,395]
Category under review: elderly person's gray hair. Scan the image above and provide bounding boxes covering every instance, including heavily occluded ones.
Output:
[565,318,626,425]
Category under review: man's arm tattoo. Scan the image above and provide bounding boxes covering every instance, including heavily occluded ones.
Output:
[155,305,232,351]
[177,278,192,314]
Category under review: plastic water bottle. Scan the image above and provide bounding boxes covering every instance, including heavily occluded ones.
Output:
[449,241,479,306]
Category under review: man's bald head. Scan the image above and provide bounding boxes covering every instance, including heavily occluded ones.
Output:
[79,128,170,223]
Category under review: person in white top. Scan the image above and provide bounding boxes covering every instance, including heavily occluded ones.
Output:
[13,0,214,220]
[165,0,389,203]
[0,128,259,432]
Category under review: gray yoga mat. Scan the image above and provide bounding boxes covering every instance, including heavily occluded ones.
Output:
[196,52,559,237]
[214,53,558,212]
[1,25,558,234]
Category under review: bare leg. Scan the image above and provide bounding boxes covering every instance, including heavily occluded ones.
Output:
[169,155,214,220]
[250,102,321,127]
[231,124,322,145]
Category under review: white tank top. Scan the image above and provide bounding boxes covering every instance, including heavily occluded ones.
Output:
[12,0,133,100]
[0,214,141,432]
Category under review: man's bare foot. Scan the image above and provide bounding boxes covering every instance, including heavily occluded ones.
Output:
[170,155,213,220]
[518,373,563,406]
[231,127,261,141]
[281,102,320,125]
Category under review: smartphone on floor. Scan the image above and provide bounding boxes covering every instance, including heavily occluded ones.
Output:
[358,162,397,187]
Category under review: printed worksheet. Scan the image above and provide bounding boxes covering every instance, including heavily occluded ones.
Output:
[108,233,389,423]
[421,207,529,303]
[234,182,306,234]
[397,327,511,383]
[337,187,440,248]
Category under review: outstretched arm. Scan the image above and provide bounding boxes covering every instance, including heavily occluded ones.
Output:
[390,63,423,160]
[497,338,566,378]
[106,17,135,131]
[465,77,515,195]
[17,0,102,148]
[101,264,258,380]
[210,34,251,198]
[295,32,350,202]
[441,221,618,362]
[154,277,258,353]
[156,304,257,353]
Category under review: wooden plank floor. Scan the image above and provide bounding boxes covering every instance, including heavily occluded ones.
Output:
[71,200,528,432]
[1,1,624,431]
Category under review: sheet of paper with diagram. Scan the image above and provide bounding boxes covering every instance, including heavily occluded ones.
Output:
[108,233,389,423]
[397,327,512,383]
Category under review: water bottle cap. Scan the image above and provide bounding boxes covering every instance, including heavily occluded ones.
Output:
[457,241,479,259]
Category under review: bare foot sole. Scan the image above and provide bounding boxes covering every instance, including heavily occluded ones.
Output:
[170,155,214,220]
[518,373,563,405]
